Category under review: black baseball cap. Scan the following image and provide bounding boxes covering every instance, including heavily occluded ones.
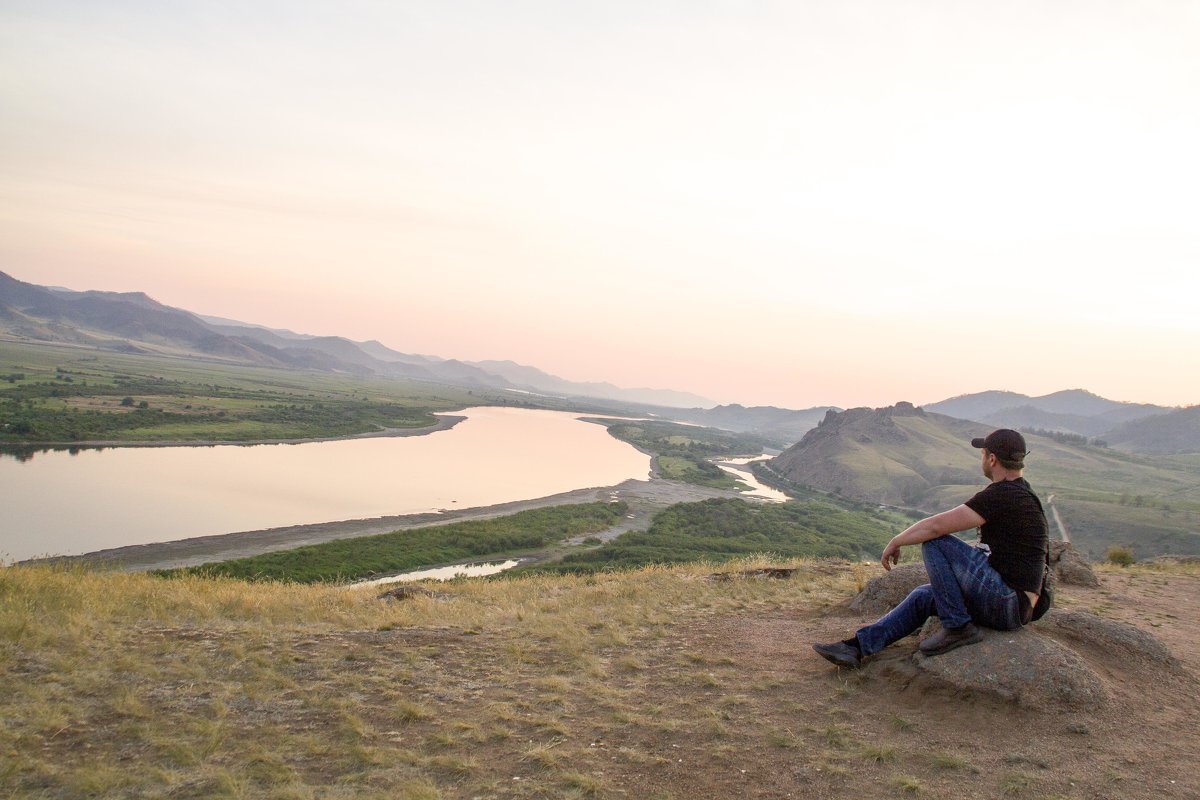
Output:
[971,429,1027,463]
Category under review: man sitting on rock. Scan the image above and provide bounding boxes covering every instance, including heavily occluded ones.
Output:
[813,429,1049,668]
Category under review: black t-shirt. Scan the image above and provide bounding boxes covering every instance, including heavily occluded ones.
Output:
[963,477,1048,594]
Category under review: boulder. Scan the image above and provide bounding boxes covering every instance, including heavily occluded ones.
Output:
[847,563,928,616]
[1038,610,1182,670]
[1050,541,1098,587]
[912,619,1109,710]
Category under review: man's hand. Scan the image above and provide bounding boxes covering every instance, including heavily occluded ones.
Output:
[880,538,902,571]
[879,505,985,571]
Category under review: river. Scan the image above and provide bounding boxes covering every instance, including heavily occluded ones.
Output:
[0,407,651,562]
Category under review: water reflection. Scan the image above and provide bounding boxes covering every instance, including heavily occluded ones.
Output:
[0,407,651,562]
[358,559,522,587]
[715,457,789,502]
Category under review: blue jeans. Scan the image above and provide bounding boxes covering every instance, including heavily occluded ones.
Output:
[855,535,1022,657]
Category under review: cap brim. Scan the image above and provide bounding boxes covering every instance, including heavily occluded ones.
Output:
[970,437,987,449]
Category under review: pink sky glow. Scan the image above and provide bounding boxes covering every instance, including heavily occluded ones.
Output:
[2,2,1197,409]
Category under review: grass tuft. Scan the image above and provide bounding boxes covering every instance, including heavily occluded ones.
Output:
[861,744,897,763]
[891,774,924,794]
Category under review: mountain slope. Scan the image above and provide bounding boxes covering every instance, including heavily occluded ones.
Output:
[1104,406,1200,454]
[772,403,986,505]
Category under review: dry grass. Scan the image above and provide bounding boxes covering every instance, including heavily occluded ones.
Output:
[0,556,856,799]
[5,559,1194,798]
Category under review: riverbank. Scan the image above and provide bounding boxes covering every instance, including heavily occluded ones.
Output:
[43,476,744,573]
[3,413,467,449]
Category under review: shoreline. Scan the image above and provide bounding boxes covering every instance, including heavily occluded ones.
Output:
[0,414,467,450]
[34,477,745,573]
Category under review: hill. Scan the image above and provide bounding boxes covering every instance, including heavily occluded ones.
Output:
[1104,405,1200,454]
[771,403,985,506]
[3,559,1198,799]
[768,403,1200,561]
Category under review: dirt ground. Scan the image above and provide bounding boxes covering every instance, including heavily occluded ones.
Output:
[300,568,1200,799]
[683,568,1200,800]
[8,562,1196,799]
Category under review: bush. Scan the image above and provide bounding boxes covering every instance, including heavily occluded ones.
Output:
[1105,545,1135,567]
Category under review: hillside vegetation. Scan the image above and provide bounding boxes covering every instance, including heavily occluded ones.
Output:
[0,340,535,447]
[526,498,896,574]
[164,503,627,583]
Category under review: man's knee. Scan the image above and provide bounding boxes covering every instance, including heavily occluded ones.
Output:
[922,534,969,560]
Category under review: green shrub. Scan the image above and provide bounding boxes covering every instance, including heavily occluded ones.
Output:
[1105,545,1135,567]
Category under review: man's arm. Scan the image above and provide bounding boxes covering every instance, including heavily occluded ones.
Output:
[880,504,986,570]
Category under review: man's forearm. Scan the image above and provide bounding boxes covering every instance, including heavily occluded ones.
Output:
[891,505,984,548]
[892,517,954,547]
[880,504,984,570]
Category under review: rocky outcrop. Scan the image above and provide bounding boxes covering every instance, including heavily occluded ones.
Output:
[847,563,928,616]
[1039,610,1182,671]
[1050,541,1098,587]
[912,619,1109,710]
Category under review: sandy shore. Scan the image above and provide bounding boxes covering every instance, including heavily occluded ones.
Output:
[45,476,743,573]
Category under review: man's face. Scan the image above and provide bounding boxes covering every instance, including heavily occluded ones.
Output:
[981,449,995,480]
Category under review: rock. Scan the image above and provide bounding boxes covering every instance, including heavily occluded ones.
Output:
[706,567,797,581]
[1049,542,1098,587]
[376,584,447,601]
[1038,610,1182,670]
[847,563,928,616]
[912,619,1109,710]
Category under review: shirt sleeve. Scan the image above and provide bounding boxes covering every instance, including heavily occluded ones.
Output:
[964,482,1007,524]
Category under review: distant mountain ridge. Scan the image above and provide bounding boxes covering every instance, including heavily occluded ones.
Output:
[463,359,711,408]
[0,271,713,408]
[923,388,1185,452]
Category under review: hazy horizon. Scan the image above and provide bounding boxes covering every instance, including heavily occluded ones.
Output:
[3,267,1185,412]
[3,2,1197,409]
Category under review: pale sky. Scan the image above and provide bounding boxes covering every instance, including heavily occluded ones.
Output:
[2,1,1197,409]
